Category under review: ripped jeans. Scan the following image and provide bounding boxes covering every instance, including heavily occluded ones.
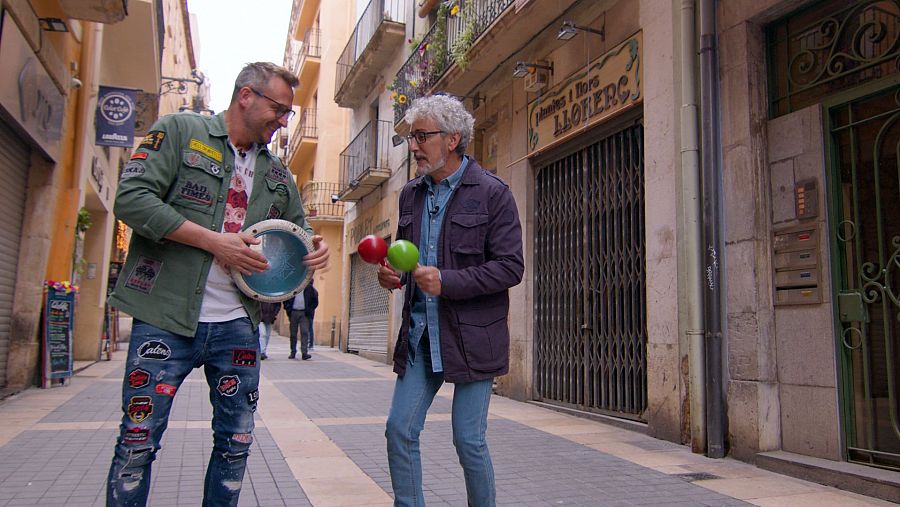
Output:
[106,318,260,507]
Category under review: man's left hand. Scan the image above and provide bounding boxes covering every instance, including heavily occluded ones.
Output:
[413,265,441,296]
[303,235,330,271]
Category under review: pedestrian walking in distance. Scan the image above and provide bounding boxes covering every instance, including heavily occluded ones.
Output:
[106,62,329,506]
[377,94,524,506]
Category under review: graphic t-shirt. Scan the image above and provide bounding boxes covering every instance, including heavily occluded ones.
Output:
[199,143,257,322]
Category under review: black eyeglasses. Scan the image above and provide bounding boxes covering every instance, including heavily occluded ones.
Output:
[405,130,444,144]
[250,88,295,120]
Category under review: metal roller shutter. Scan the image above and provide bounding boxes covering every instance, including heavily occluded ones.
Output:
[347,251,390,355]
[0,121,30,388]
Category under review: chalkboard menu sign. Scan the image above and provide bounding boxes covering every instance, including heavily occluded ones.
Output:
[43,283,76,385]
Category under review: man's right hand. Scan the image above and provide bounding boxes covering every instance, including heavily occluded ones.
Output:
[377,263,401,290]
[208,232,268,275]
[164,221,269,275]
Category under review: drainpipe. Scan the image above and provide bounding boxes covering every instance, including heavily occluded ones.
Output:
[699,0,726,459]
[680,0,706,454]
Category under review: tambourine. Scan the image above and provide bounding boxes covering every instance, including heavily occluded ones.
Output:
[231,219,314,303]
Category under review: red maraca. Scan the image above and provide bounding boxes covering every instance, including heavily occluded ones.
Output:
[357,235,388,266]
[358,235,400,289]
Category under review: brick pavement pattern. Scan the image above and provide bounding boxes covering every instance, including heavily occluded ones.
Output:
[0,335,890,506]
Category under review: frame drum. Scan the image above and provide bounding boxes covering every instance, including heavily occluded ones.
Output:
[231,219,314,302]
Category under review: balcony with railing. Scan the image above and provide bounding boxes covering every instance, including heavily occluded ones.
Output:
[301,181,344,221]
[334,0,407,108]
[290,28,321,101]
[287,108,318,172]
[392,0,529,125]
[338,120,394,201]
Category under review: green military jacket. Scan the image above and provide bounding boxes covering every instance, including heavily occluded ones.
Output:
[108,111,312,337]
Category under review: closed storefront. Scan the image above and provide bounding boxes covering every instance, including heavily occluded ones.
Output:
[0,120,31,388]
[347,250,390,356]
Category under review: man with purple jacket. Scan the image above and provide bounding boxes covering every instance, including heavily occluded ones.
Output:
[377,94,524,507]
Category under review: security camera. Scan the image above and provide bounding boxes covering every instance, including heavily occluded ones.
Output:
[70,77,83,90]
[330,193,340,204]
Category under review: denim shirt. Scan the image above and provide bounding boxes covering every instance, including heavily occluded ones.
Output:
[408,156,469,372]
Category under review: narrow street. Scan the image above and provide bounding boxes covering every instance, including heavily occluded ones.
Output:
[0,334,890,507]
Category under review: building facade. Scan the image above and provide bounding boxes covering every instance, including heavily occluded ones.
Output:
[280,0,352,346]
[1,0,208,392]
[334,0,900,496]
[0,0,161,390]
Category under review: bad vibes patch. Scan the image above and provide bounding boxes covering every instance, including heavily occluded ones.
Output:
[179,180,213,205]
[217,375,240,396]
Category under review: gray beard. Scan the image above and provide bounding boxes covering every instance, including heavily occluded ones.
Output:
[421,153,446,176]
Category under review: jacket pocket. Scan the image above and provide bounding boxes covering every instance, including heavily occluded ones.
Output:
[170,151,224,215]
[263,178,290,219]
[448,213,488,255]
[457,310,509,373]
[397,213,414,240]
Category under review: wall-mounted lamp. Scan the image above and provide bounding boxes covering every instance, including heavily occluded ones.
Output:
[330,193,340,204]
[161,69,206,95]
[513,61,553,79]
[557,20,604,41]
[39,17,69,32]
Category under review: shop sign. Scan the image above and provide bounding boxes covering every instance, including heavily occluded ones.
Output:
[96,85,138,147]
[527,31,643,155]
[0,12,65,162]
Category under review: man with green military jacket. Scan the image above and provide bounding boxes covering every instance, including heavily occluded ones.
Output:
[106,62,329,507]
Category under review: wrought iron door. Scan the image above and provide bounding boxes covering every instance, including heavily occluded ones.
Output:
[830,84,900,470]
[534,123,647,420]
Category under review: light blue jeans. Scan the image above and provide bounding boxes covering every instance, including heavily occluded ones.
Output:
[385,338,495,506]
[258,322,271,355]
[107,318,260,507]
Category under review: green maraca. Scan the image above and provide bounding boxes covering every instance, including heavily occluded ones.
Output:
[387,240,419,272]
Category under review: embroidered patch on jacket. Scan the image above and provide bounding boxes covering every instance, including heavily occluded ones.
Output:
[179,180,213,205]
[217,375,240,396]
[184,151,205,168]
[137,340,172,361]
[232,349,257,367]
[127,368,151,389]
[123,427,149,444]
[130,152,148,160]
[120,161,146,179]
[140,131,165,151]
[266,163,289,184]
[210,163,221,175]
[155,383,177,397]
[266,204,282,220]
[124,256,162,294]
[247,389,259,404]
[189,139,223,162]
[127,396,153,423]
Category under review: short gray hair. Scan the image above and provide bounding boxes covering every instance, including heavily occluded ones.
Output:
[231,62,299,104]
[405,94,474,156]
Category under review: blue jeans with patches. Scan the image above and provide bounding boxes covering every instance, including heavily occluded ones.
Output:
[385,337,496,507]
[106,317,260,507]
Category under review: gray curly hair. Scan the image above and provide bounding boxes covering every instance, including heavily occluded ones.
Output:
[405,94,474,156]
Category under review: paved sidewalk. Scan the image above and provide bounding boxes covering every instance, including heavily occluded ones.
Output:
[0,334,893,506]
